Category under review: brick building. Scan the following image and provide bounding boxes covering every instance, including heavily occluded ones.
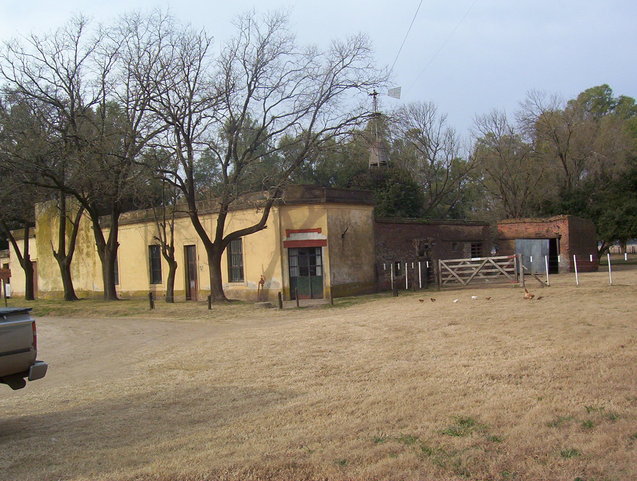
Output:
[374,218,494,289]
[497,215,598,273]
[373,215,598,289]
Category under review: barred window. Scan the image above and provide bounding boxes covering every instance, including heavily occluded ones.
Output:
[228,238,244,283]
[471,242,482,258]
[149,245,162,284]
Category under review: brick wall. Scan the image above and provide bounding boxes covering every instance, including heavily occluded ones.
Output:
[497,215,598,272]
[374,219,492,263]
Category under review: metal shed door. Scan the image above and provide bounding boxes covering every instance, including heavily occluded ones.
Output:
[515,239,549,274]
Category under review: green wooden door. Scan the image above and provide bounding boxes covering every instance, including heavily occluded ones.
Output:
[289,247,323,299]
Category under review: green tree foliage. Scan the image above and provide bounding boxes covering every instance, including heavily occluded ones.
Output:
[350,167,425,218]
[474,84,637,252]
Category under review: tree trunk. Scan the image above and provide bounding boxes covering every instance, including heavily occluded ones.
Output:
[52,193,83,301]
[101,245,119,300]
[56,258,78,301]
[23,254,34,301]
[87,207,120,301]
[165,260,177,303]
[208,245,227,302]
[22,225,35,301]
[2,221,35,301]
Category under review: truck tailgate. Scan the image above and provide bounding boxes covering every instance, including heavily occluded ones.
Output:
[0,309,36,378]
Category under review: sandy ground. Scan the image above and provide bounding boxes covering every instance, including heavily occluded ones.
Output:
[1,266,636,481]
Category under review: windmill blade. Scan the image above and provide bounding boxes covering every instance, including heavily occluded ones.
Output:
[387,86,402,99]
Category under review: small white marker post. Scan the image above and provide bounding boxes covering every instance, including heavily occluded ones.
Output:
[545,255,550,286]
[625,252,628,262]
[573,255,580,286]
[390,263,394,291]
[418,261,422,289]
[405,263,409,290]
[607,253,613,285]
[590,254,593,262]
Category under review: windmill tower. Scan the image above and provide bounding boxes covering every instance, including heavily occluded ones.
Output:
[368,87,401,168]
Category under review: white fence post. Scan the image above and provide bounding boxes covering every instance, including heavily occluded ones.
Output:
[405,262,409,290]
[573,255,579,286]
[607,253,613,286]
[418,262,422,289]
[545,255,550,286]
[390,263,394,291]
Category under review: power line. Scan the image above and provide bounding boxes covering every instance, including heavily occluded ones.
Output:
[389,0,424,75]
[408,0,479,92]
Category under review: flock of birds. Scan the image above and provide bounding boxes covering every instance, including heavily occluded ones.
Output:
[419,288,543,304]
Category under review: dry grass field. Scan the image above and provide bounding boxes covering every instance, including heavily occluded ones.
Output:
[1,266,636,481]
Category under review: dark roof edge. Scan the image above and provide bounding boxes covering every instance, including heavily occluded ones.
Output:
[375,217,489,226]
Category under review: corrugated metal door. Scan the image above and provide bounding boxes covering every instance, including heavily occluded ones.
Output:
[515,239,549,274]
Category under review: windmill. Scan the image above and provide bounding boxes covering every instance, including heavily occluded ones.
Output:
[368,87,401,168]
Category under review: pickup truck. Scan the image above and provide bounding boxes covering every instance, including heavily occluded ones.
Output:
[0,308,48,390]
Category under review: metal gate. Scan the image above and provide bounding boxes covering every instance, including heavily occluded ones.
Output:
[438,255,518,287]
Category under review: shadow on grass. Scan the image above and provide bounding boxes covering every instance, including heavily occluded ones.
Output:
[0,383,298,481]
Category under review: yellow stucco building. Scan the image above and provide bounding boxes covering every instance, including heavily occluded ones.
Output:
[6,186,376,302]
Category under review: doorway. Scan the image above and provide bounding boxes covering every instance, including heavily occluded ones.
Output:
[515,238,559,274]
[288,247,323,299]
[184,245,198,301]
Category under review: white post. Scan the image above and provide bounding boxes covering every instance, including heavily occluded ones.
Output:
[625,252,628,261]
[573,255,579,286]
[383,263,386,270]
[390,263,394,291]
[418,261,422,289]
[607,253,613,286]
[545,255,550,286]
[405,262,409,290]
[589,254,593,262]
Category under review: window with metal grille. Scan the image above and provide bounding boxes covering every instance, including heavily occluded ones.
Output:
[149,245,162,284]
[227,238,244,283]
[471,242,482,258]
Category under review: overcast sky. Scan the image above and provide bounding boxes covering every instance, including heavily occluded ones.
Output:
[1,0,635,139]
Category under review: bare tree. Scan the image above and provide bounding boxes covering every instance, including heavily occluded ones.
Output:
[392,102,474,217]
[151,12,383,301]
[0,15,166,300]
[472,110,547,218]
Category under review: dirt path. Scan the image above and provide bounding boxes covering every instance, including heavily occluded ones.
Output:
[35,313,299,388]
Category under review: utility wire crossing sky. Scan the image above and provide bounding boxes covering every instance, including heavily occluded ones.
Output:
[1,0,635,138]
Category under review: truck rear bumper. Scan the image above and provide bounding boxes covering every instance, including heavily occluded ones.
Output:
[28,361,48,381]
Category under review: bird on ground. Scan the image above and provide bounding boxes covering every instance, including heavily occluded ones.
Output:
[430,298,436,302]
[485,296,492,300]
[523,288,535,300]
[453,299,459,303]
[419,299,424,303]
